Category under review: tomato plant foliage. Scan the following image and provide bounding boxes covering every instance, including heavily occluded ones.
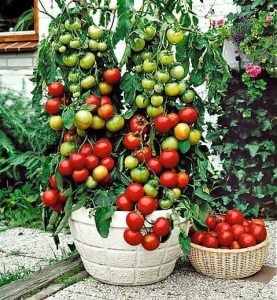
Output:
[34,0,230,253]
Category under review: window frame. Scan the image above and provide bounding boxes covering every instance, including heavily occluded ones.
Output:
[0,0,39,42]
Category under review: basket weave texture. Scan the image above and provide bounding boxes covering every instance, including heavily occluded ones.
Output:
[189,236,269,279]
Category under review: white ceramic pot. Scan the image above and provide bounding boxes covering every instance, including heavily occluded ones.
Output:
[69,207,189,285]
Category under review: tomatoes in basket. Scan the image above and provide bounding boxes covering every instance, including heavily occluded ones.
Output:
[238,233,256,248]
[124,229,143,246]
[230,241,241,249]
[205,215,217,231]
[218,230,233,247]
[202,235,218,248]
[142,233,160,251]
[191,231,206,245]
[250,224,267,243]
[215,222,232,233]
[225,209,244,225]
[231,224,246,241]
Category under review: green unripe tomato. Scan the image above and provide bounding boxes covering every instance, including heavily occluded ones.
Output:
[165,82,180,96]
[81,75,96,89]
[80,52,95,69]
[86,176,98,189]
[97,42,107,51]
[144,184,158,197]
[141,78,156,90]
[161,136,179,150]
[146,105,164,117]
[182,89,195,103]
[69,39,81,49]
[62,53,78,67]
[60,141,77,156]
[179,82,187,95]
[135,94,149,108]
[59,33,72,45]
[106,115,125,132]
[159,199,173,209]
[150,95,164,106]
[130,166,150,183]
[158,50,174,65]
[170,65,185,80]
[155,70,170,83]
[135,65,143,73]
[64,18,81,32]
[68,72,79,83]
[147,178,159,187]
[69,84,81,94]
[88,39,98,51]
[141,51,152,60]
[154,84,164,93]
[58,45,66,53]
[124,156,139,169]
[88,25,103,40]
[166,28,184,44]
[143,59,157,73]
[144,26,156,41]
[131,38,145,52]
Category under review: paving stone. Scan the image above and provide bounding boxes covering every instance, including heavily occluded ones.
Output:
[0,227,73,260]
[264,221,277,267]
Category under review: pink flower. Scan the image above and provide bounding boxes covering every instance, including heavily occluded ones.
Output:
[265,16,273,23]
[211,18,224,28]
[217,19,225,26]
[245,63,262,78]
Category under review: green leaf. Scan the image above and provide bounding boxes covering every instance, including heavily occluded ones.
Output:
[62,107,75,130]
[113,18,132,46]
[95,206,116,238]
[179,232,191,256]
[245,143,259,158]
[178,140,190,153]
[117,0,134,17]
[195,186,213,202]
[198,202,210,224]
[191,204,200,218]
[55,170,64,191]
[120,72,142,104]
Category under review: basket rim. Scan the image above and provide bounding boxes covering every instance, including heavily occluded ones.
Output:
[190,235,269,253]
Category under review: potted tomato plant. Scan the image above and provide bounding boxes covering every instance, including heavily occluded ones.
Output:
[35,0,230,285]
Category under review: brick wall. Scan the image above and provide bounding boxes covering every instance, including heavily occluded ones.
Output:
[0,0,238,95]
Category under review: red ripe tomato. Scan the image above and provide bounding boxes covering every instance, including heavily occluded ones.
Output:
[217,214,226,223]
[72,168,89,183]
[57,191,67,202]
[250,224,267,243]
[153,217,171,237]
[115,194,134,211]
[69,153,86,170]
[51,201,64,212]
[159,150,179,168]
[206,231,218,238]
[215,222,232,233]
[97,104,114,120]
[94,138,113,158]
[218,230,233,247]
[238,233,256,248]
[98,173,112,186]
[130,115,149,134]
[126,183,144,202]
[79,143,94,156]
[205,215,217,231]
[45,98,62,115]
[191,231,206,245]
[159,171,177,188]
[142,233,160,251]
[154,115,171,133]
[41,189,58,207]
[134,146,152,163]
[85,155,99,170]
[123,132,141,150]
[137,196,157,215]
[85,94,101,111]
[230,241,241,249]
[100,96,112,105]
[49,175,57,189]
[202,235,218,248]
[146,158,162,175]
[178,107,198,124]
[232,224,246,241]
[126,211,144,231]
[243,219,251,227]
[124,229,143,246]
[103,68,121,85]
[48,82,64,97]
[225,209,244,225]
[177,172,189,188]
[251,218,265,227]
[58,160,73,176]
[167,113,179,128]
[64,131,74,142]
[100,157,115,171]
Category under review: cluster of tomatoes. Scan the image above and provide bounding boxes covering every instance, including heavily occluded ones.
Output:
[116,182,171,250]
[190,209,267,249]
[41,175,67,212]
[58,139,114,186]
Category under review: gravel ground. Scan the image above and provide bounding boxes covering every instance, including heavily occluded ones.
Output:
[0,227,73,273]
[47,221,277,300]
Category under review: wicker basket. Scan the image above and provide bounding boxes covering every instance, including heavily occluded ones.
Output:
[189,237,269,279]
